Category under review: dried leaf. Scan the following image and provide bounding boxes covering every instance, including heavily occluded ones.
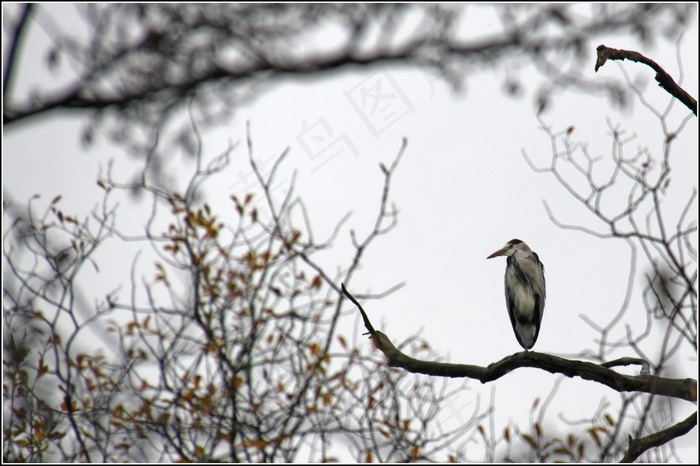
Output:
[242,439,268,449]
[34,424,44,443]
[411,445,420,459]
[309,342,319,355]
[521,433,538,448]
[587,427,601,447]
[233,377,243,389]
[338,335,348,349]
[604,413,615,426]
[534,422,542,438]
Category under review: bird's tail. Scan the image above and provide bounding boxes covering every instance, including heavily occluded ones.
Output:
[515,322,537,350]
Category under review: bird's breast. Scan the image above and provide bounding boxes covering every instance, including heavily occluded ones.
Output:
[506,270,536,318]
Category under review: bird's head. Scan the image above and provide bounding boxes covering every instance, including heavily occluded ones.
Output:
[486,238,532,259]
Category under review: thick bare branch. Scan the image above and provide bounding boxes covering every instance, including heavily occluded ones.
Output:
[341,286,697,402]
[595,44,697,115]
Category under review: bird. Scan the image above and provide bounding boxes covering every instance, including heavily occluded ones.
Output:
[487,239,546,350]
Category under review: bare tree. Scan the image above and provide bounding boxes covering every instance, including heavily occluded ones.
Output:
[3,119,485,461]
[3,3,697,463]
[343,43,697,461]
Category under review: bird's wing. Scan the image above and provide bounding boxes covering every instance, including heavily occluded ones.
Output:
[532,293,544,341]
[504,257,519,333]
[505,282,518,332]
[531,252,546,298]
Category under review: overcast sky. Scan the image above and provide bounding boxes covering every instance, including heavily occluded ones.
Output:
[3,4,698,461]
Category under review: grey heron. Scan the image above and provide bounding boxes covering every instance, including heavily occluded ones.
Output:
[487,239,546,350]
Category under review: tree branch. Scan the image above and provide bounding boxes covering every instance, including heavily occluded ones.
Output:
[2,4,34,98]
[620,411,698,463]
[595,44,697,116]
[342,285,697,402]
[4,5,693,128]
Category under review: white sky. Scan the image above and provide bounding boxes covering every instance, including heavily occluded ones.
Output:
[3,4,698,462]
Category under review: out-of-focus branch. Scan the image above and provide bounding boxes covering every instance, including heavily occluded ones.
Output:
[341,286,697,402]
[4,5,694,129]
[2,4,34,97]
[595,45,697,115]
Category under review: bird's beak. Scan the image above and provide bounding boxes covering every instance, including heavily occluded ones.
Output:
[487,246,509,259]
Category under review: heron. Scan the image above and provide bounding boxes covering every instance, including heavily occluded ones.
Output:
[487,239,546,350]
